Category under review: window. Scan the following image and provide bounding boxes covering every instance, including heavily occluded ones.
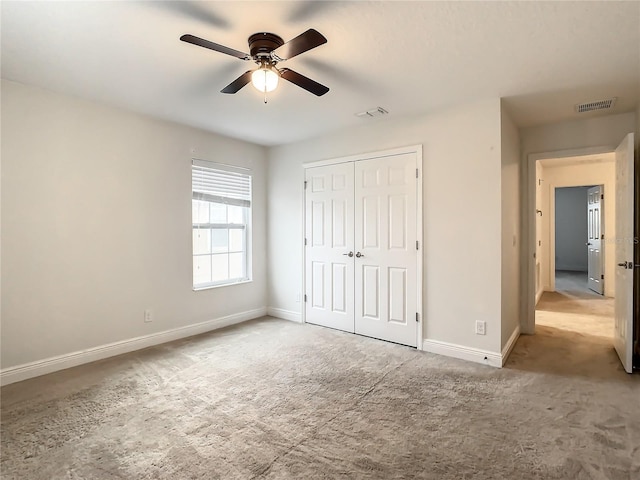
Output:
[192,160,251,289]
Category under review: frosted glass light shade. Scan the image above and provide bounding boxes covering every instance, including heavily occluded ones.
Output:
[251,67,279,93]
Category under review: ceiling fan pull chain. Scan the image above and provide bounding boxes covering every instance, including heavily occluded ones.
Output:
[263,68,269,103]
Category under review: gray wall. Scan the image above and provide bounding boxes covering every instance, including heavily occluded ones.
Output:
[555,186,591,271]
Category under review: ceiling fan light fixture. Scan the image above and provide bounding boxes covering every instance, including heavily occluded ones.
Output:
[251,64,279,93]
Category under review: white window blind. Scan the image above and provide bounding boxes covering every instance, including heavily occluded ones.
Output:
[192,160,251,208]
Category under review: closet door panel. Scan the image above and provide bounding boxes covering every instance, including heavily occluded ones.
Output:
[305,163,355,332]
[354,153,418,347]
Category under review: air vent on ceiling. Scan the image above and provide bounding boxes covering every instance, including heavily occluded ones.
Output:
[575,97,616,113]
[355,107,388,118]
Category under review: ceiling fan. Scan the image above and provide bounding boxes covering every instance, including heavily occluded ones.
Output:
[180,29,329,98]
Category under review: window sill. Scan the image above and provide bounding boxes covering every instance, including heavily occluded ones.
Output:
[193,279,252,292]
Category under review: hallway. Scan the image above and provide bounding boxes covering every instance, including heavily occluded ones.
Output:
[510,270,619,378]
[541,270,614,336]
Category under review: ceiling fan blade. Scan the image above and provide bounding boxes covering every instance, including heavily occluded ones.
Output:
[180,34,250,61]
[279,68,329,96]
[272,29,327,61]
[221,71,253,94]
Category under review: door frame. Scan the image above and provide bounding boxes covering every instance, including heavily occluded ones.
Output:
[302,145,424,350]
[547,183,604,293]
[523,145,615,334]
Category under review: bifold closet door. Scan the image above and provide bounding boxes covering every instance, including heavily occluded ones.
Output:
[354,154,418,347]
[305,162,355,332]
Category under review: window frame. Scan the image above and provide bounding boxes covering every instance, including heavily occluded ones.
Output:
[191,160,252,290]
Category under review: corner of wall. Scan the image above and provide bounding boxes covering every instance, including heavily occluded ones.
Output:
[499,102,522,350]
[501,324,521,367]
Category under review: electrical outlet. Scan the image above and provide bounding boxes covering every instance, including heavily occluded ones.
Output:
[295,292,301,303]
[475,320,486,335]
[144,309,153,323]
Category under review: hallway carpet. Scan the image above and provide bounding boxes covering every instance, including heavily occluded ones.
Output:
[2,317,638,479]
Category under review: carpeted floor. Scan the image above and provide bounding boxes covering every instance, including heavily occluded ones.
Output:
[1,314,638,479]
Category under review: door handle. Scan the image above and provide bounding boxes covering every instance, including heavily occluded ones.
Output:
[355,252,364,258]
[617,261,629,268]
[342,251,354,257]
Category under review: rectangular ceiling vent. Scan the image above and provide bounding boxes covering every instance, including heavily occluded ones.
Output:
[355,107,388,118]
[575,97,616,113]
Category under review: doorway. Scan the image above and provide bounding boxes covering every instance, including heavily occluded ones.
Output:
[553,185,602,296]
[525,133,636,373]
[532,150,620,371]
[534,154,616,299]
[534,157,615,347]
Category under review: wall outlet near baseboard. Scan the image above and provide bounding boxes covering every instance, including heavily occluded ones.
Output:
[475,320,486,335]
[144,309,153,323]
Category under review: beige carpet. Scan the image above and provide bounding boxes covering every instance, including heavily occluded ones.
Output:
[1,314,638,479]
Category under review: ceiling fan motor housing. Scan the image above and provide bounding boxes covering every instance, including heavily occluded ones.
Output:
[248,33,284,61]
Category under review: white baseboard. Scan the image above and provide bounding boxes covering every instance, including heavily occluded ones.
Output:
[501,326,521,366]
[267,307,302,323]
[0,307,267,387]
[422,339,502,368]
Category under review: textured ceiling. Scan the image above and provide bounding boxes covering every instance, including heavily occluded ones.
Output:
[2,1,639,146]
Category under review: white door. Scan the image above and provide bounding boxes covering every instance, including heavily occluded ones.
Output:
[305,163,355,333]
[354,154,418,347]
[587,185,604,295]
[614,133,635,373]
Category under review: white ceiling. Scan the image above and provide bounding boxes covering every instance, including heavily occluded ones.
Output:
[2,1,639,146]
